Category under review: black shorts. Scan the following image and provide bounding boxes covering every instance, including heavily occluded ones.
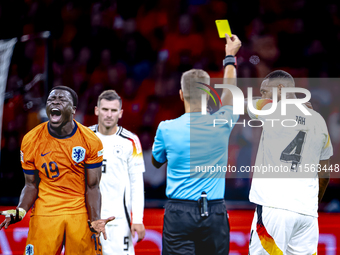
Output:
[162,199,230,255]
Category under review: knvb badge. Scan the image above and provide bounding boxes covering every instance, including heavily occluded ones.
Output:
[25,244,34,255]
[72,146,86,163]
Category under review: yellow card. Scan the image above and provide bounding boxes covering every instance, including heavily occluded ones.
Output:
[215,20,232,38]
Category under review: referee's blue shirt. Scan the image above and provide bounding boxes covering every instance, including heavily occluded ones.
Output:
[152,105,239,200]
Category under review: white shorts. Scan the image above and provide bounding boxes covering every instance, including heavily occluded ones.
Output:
[100,219,135,255]
[249,205,318,255]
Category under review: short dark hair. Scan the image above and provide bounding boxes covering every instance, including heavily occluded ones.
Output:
[97,90,122,108]
[49,86,78,107]
[264,70,294,87]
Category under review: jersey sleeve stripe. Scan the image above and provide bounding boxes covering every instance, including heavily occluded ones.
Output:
[256,99,273,110]
[23,169,35,175]
[120,132,142,155]
[119,128,143,157]
[85,162,103,169]
[117,126,123,135]
[324,134,331,148]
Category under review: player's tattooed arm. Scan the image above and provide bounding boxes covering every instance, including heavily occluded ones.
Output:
[86,166,114,240]
[318,159,330,203]
[0,173,38,229]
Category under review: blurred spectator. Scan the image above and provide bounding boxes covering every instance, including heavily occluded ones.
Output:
[163,14,204,70]
[1,0,340,206]
[119,78,144,133]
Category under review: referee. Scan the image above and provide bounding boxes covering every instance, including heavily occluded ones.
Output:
[152,34,242,255]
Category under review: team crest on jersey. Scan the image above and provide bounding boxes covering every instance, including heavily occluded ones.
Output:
[25,244,34,255]
[72,146,86,163]
[113,144,123,156]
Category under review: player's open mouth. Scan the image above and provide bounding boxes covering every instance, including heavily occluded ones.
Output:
[50,108,62,122]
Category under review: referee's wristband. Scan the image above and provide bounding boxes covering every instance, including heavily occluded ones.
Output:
[223,55,237,68]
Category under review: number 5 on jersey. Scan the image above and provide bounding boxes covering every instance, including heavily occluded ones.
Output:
[102,159,107,173]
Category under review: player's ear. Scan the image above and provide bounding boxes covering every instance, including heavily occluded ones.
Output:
[72,106,76,114]
[179,89,184,102]
[119,109,123,119]
[94,106,99,116]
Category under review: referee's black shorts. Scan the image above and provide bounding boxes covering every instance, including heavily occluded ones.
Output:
[162,199,230,255]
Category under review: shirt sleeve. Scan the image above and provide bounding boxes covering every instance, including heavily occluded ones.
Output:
[247,99,273,121]
[127,134,145,174]
[320,133,333,160]
[85,135,104,169]
[20,134,36,175]
[152,122,167,164]
[129,172,144,224]
[126,134,145,223]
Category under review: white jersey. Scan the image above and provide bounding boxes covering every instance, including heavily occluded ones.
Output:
[89,125,145,225]
[248,100,333,217]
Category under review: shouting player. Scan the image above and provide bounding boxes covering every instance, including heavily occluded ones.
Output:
[89,90,145,255]
[247,71,332,254]
[0,86,114,254]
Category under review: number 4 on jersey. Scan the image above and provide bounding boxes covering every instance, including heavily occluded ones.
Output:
[280,131,306,172]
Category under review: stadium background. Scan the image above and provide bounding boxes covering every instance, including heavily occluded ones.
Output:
[0,0,340,254]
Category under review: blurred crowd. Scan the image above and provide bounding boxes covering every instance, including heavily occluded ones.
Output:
[1,0,340,209]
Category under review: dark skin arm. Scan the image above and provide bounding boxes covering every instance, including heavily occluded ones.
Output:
[86,166,102,222]
[18,173,39,212]
[0,173,38,230]
[86,166,115,240]
[152,155,166,169]
[318,159,330,203]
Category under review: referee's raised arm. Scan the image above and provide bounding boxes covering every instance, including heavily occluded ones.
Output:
[151,34,242,255]
[221,33,242,106]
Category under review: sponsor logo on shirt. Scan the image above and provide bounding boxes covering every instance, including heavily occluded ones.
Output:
[41,151,51,157]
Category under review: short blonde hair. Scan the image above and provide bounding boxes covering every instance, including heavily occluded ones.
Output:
[181,69,210,101]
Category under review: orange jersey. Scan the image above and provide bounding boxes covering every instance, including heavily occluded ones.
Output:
[20,120,103,216]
